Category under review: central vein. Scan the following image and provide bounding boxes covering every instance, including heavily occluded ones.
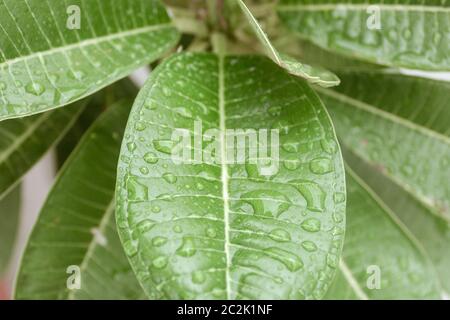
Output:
[218,54,231,299]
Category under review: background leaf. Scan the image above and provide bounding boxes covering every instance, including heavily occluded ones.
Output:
[318,72,450,297]
[237,0,340,87]
[0,99,87,201]
[0,185,20,276]
[116,53,346,299]
[325,166,442,299]
[278,0,450,70]
[0,0,179,120]
[15,98,144,300]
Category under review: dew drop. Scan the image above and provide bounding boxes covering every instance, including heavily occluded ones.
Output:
[0,81,6,90]
[144,152,158,164]
[176,237,196,257]
[264,247,303,272]
[140,167,149,175]
[174,107,192,118]
[127,142,136,152]
[310,157,333,174]
[135,121,146,131]
[153,139,174,154]
[333,192,345,204]
[123,239,138,256]
[136,220,154,234]
[25,82,45,96]
[321,138,338,154]
[192,271,206,284]
[301,218,321,233]
[162,87,171,96]
[173,225,182,233]
[206,227,217,238]
[151,205,161,213]
[301,241,317,252]
[162,173,177,184]
[152,236,168,247]
[152,256,168,269]
[268,229,291,242]
[284,159,300,171]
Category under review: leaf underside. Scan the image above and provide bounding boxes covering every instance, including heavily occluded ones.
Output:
[15,97,144,300]
[277,0,450,70]
[319,71,450,298]
[237,0,340,87]
[116,53,346,300]
[0,0,179,120]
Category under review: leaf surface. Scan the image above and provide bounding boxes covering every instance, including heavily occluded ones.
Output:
[15,99,144,300]
[0,185,20,276]
[325,165,442,299]
[237,0,339,87]
[0,100,87,201]
[115,53,346,299]
[318,72,450,296]
[0,0,179,120]
[278,0,450,70]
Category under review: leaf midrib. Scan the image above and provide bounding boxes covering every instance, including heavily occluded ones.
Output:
[0,23,174,68]
[218,53,232,300]
[277,4,450,13]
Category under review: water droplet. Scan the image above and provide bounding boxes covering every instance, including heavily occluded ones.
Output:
[152,236,168,247]
[135,121,146,131]
[123,239,138,256]
[173,225,182,233]
[174,107,192,118]
[321,138,338,154]
[268,105,282,116]
[333,192,345,204]
[144,152,158,164]
[153,139,174,154]
[162,173,177,184]
[192,271,206,284]
[310,157,333,174]
[126,176,148,201]
[264,247,303,271]
[282,142,298,153]
[151,205,161,213]
[284,159,300,171]
[152,256,168,269]
[0,81,6,90]
[301,218,321,233]
[145,101,157,110]
[25,82,45,96]
[206,227,217,238]
[269,229,291,242]
[291,180,326,212]
[140,167,149,174]
[136,220,154,234]
[326,253,338,268]
[176,237,196,257]
[301,241,317,252]
[127,142,136,152]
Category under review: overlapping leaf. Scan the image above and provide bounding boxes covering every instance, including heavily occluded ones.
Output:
[278,0,450,70]
[0,99,87,202]
[0,0,179,120]
[237,0,340,87]
[15,98,144,300]
[115,53,346,299]
[318,72,450,297]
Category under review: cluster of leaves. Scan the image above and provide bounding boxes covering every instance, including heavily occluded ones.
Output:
[0,0,448,300]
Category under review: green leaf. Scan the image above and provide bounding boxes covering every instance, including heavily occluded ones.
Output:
[0,0,179,121]
[325,166,442,299]
[0,185,20,276]
[15,99,144,300]
[317,72,450,296]
[278,0,450,70]
[56,79,138,167]
[0,100,87,202]
[237,0,340,87]
[115,53,346,299]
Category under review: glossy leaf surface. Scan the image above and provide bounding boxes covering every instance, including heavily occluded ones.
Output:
[116,53,346,299]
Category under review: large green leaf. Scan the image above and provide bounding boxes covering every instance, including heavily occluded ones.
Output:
[278,0,450,70]
[317,72,450,296]
[0,185,20,276]
[115,53,346,299]
[237,0,340,87]
[0,0,179,120]
[325,166,442,299]
[15,99,144,300]
[0,99,87,201]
